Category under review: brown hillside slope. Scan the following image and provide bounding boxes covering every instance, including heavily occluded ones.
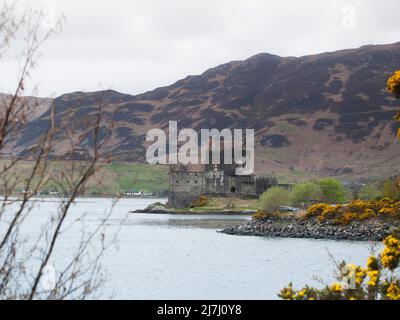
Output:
[3,43,400,180]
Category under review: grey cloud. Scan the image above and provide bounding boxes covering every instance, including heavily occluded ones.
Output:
[1,0,400,97]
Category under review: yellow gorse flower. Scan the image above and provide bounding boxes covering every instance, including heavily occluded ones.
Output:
[305,199,400,225]
[344,263,366,286]
[279,235,400,300]
[387,70,400,136]
[279,283,296,300]
[386,282,400,300]
[330,283,343,293]
[387,70,400,98]
[381,235,400,270]
[367,256,379,271]
[366,270,379,287]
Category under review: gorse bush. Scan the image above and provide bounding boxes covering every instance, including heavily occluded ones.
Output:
[189,195,208,208]
[387,70,400,137]
[305,198,400,225]
[252,210,275,220]
[279,234,400,300]
[387,70,400,98]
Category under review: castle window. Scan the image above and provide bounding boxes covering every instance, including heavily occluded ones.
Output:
[230,186,236,193]
[194,181,198,184]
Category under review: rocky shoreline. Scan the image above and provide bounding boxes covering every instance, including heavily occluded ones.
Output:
[220,216,397,241]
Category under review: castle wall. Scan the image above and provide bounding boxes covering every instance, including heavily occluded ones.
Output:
[168,164,284,208]
[204,171,225,194]
[168,171,205,208]
[222,175,254,195]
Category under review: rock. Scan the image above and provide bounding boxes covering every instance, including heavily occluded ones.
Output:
[241,210,258,214]
[219,217,398,242]
[136,204,174,214]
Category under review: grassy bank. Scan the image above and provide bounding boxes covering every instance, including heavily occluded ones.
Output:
[0,160,169,196]
[173,197,259,213]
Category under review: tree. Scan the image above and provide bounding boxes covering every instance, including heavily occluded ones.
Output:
[259,187,291,212]
[290,181,320,208]
[0,4,115,300]
[318,178,347,204]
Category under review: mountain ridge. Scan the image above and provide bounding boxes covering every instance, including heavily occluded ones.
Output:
[2,42,400,180]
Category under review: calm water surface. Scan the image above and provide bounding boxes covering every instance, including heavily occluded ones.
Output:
[6,198,382,300]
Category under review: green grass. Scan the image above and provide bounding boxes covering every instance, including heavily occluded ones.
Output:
[271,122,297,134]
[186,197,259,212]
[0,160,169,196]
[107,162,169,194]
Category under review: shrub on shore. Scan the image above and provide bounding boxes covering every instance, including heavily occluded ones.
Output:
[291,178,348,207]
[318,178,348,204]
[254,178,348,218]
[305,198,400,225]
[290,181,321,208]
[279,234,400,300]
[259,187,291,212]
[189,195,208,208]
[289,178,348,209]
[359,183,382,201]
[252,210,274,220]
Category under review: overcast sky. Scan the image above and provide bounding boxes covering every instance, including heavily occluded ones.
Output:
[1,0,400,97]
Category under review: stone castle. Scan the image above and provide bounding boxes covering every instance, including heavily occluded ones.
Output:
[168,162,282,208]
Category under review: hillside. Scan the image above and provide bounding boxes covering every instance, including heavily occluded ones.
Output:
[2,42,400,181]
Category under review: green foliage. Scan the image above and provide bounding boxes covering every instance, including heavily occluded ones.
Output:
[289,178,347,207]
[259,187,291,212]
[359,183,382,201]
[383,180,400,200]
[273,122,296,133]
[290,181,321,207]
[318,178,347,204]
